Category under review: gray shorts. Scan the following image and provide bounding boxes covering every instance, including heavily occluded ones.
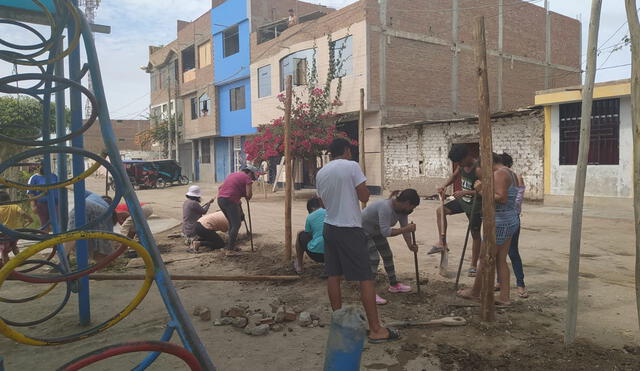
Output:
[323,223,372,281]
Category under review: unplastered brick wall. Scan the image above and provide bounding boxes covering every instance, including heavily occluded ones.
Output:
[383,109,544,200]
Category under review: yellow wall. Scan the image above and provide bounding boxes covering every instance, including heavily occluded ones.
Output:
[544,106,551,194]
[535,82,630,106]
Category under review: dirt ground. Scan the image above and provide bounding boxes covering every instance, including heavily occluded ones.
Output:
[0,177,638,370]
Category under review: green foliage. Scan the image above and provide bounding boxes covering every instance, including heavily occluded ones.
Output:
[0,96,71,139]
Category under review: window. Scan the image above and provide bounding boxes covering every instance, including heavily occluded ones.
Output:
[258,65,271,98]
[181,45,195,72]
[559,98,620,165]
[230,86,246,111]
[199,93,211,116]
[279,48,315,91]
[198,41,212,68]
[223,25,240,57]
[190,97,198,120]
[201,138,211,164]
[330,36,353,78]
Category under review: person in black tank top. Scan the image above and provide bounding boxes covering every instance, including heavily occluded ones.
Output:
[430,144,483,277]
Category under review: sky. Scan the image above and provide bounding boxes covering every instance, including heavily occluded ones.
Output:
[1,1,634,119]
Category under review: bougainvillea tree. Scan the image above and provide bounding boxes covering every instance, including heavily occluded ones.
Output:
[244,35,355,164]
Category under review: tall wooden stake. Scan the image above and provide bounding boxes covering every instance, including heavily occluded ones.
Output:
[284,76,293,262]
[359,88,366,208]
[624,0,640,331]
[474,16,496,322]
[565,0,602,345]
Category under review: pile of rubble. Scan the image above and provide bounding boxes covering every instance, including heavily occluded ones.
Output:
[193,299,323,336]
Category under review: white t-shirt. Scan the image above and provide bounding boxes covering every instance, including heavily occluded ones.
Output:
[316,159,367,228]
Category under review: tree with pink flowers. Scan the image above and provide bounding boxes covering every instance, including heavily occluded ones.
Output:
[244,35,354,163]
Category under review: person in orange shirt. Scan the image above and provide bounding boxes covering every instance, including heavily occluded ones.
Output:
[191,211,229,252]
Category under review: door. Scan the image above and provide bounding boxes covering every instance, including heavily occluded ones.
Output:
[453,142,480,192]
[215,137,231,182]
[178,143,193,180]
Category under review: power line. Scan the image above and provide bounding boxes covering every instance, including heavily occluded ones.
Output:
[109,91,151,114]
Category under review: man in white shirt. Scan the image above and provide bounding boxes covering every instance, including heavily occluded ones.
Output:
[316,138,399,344]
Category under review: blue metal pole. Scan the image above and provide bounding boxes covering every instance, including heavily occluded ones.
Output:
[55,40,69,232]
[77,12,215,370]
[69,0,90,326]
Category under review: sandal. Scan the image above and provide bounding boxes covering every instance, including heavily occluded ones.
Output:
[368,327,400,344]
[517,288,529,299]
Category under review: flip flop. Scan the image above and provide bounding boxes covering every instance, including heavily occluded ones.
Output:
[368,328,400,344]
[518,290,529,299]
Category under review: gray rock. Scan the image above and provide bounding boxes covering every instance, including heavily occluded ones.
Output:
[213,320,223,326]
[310,313,320,321]
[249,324,270,336]
[298,312,312,327]
[250,313,264,326]
[192,306,204,316]
[220,317,233,326]
[271,324,284,332]
[275,307,286,323]
[293,305,303,313]
[199,307,211,321]
[231,317,248,328]
[312,320,319,327]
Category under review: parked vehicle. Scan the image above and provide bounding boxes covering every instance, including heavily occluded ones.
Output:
[152,159,189,186]
[122,160,164,189]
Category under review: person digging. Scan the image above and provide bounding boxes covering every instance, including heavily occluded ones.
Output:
[430,143,482,277]
[362,189,420,305]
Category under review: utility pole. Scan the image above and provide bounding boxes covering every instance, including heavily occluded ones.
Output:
[565,0,602,345]
[359,88,366,208]
[174,60,180,163]
[474,16,497,322]
[284,76,293,262]
[624,0,640,331]
[167,70,173,159]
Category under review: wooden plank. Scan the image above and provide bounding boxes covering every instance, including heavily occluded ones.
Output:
[474,16,496,322]
[624,0,640,332]
[86,274,300,282]
[565,0,602,345]
[284,76,293,262]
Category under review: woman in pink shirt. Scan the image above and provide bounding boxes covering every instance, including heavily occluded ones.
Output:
[217,166,258,252]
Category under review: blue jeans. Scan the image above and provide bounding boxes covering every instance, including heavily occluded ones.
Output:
[508,222,525,288]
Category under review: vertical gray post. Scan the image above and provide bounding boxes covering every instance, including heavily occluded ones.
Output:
[545,0,552,89]
[451,0,459,113]
[378,0,387,122]
[565,0,602,345]
[623,0,640,331]
[497,0,504,111]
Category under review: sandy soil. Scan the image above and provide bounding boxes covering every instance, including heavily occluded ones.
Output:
[0,177,638,370]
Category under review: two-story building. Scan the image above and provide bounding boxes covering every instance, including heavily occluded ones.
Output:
[250,0,582,194]
[211,0,332,182]
[146,12,215,182]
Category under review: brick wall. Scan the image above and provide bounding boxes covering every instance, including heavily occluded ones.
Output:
[383,109,544,200]
[83,119,151,154]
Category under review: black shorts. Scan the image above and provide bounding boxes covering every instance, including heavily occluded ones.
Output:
[323,224,372,281]
[297,231,324,263]
[445,199,482,232]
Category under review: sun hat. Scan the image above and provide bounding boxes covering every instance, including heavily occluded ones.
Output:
[242,165,261,175]
[186,185,202,198]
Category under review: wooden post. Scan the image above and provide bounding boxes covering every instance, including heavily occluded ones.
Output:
[624,0,640,331]
[359,88,366,208]
[284,76,293,262]
[474,16,496,322]
[565,0,602,345]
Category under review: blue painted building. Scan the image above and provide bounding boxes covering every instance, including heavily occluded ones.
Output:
[212,0,255,182]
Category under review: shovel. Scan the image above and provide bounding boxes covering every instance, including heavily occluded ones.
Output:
[387,316,467,328]
[439,193,449,277]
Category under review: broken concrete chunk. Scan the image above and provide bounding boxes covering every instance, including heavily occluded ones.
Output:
[192,306,204,316]
[292,305,303,313]
[249,324,270,336]
[271,324,284,332]
[227,306,246,318]
[275,307,286,323]
[298,312,312,327]
[199,307,211,321]
[231,317,248,328]
[284,311,298,322]
[220,317,233,325]
[310,313,320,321]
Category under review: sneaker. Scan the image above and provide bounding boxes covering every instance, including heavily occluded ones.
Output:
[375,294,388,305]
[388,283,412,293]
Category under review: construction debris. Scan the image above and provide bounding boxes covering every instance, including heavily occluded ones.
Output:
[215,303,323,336]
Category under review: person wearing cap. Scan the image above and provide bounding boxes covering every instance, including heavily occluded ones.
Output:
[182,185,214,252]
[217,165,258,253]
